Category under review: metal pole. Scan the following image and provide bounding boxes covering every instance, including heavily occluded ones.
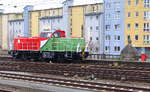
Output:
[102,0,105,57]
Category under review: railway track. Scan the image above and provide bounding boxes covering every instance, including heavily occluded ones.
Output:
[0,52,150,67]
[0,72,150,92]
[0,56,150,91]
[0,54,150,82]
[0,90,11,92]
[0,62,150,83]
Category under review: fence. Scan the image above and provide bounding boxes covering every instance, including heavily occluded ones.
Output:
[88,54,121,60]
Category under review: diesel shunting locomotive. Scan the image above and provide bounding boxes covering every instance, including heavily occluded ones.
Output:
[8,30,89,62]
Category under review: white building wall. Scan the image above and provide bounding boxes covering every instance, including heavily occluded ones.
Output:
[8,20,24,50]
[39,16,63,33]
[84,13,103,54]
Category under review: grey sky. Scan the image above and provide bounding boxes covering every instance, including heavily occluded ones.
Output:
[0,0,102,13]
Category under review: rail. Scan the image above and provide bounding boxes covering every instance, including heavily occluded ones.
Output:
[0,72,150,92]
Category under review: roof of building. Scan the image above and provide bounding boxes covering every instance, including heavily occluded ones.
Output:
[1,0,103,14]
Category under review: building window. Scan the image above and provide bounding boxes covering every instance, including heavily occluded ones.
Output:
[114,2,120,9]
[49,11,51,15]
[114,35,117,40]
[90,37,92,40]
[105,14,111,20]
[144,0,150,8]
[96,5,99,11]
[19,29,21,33]
[144,35,150,44]
[81,25,83,35]
[118,47,120,51]
[43,20,45,25]
[105,46,108,51]
[128,35,131,40]
[135,23,139,29]
[128,0,131,6]
[53,19,55,22]
[90,26,92,30]
[96,16,99,19]
[106,35,111,40]
[96,26,99,30]
[135,35,138,40]
[118,36,120,40]
[90,16,93,20]
[127,24,131,29]
[144,11,150,20]
[114,24,120,30]
[106,25,110,31]
[10,22,12,26]
[135,12,139,17]
[58,19,60,23]
[47,20,49,23]
[114,46,120,51]
[70,8,72,16]
[53,10,55,15]
[106,3,111,9]
[114,35,120,41]
[135,0,139,5]
[70,19,72,26]
[144,23,150,32]
[92,6,95,12]
[128,12,131,17]
[114,11,120,20]
[96,37,99,40]
[70,28,72,35]
[105,46,110,52]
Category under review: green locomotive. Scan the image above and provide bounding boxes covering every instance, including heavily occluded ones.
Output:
[41,38,89,61]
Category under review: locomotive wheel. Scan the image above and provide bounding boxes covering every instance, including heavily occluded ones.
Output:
[21,54,28,61]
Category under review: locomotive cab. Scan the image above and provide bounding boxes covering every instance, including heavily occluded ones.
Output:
[40,32,52,38]
[40,30,66,38]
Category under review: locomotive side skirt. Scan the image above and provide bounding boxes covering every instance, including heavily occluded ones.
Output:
[9,50,89,61]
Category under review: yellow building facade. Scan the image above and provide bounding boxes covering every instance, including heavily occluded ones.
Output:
[29,11,40,37]
[125,0,150,48]
[70,6,84,38]
[70,3,103,38]
[0,14,2,49]
[1,13,23,50]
